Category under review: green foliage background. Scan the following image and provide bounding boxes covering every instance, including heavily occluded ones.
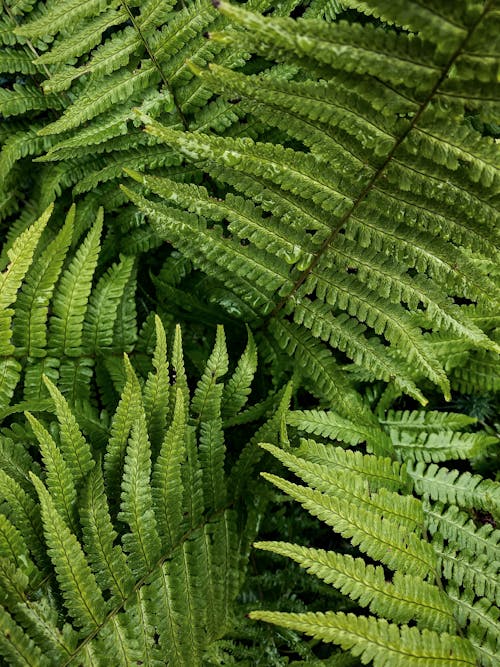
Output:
[0,0,498,664]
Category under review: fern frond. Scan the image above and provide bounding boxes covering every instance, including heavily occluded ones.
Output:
[0,604,51,667]
[118,360,161,577]
[254,542,455,632]
[287,409,392,454]
[253,405,500,665]
[42,376,94,487]
[424,501,500,562]
[408,462,500,516]
[293,438,408,494]
[0,207,50,408]
[11,206,73,358]
[25,412,77,532]
[82,255,135,354]
[152,387,187,552]
[80,463,135,604]
[142,314,170,452]
[221,327,257,419]
[249,611,477,667]
[49,209,103,356]
[192,324,228,421]
[30,474,108,634]
[129,0,500,403]
[259,469,436,577]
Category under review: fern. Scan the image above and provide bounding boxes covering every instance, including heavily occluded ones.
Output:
[0,315,279,666]
[126,0,499,404]
[0,0,308,230]
[0,1,498,664]
[0,204,137,419]
[251,424,500,666]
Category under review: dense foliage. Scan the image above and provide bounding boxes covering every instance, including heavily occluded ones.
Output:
[0,0,498,664]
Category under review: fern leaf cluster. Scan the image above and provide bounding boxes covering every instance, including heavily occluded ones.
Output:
[0,0,498,664]
[0,306,274,665]
[0,205,136,421]
[126,0,499,404]
[252,412,500,666]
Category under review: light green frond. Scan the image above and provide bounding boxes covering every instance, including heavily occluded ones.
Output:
[381,410,477,432]
[142,314,170,452]
[294,439,409,494]
[0,605,51,667]
[260,443,423,532]
[16,1,119,39]
[0,514,30,571]
[25,412,77,532]
[191,324,228,422]
[11,205,73,358]
[152,387,187,552]
[83,255,135,354]
[254,541,455,632]
[0,47,38,74]
[260,471,436,578]
[118,384,161,577]
[80,463,135,605]
[408,462,500,516]
[42,26,139,94]
[436,544,500,607]
[199,418,226,511]
[104,355,142,501]
[447,587,500,667]
[42,376,94,487]
[30,474,107,635]
[39,66,159,136]
[290,295,445,402]
[34,7,128,65]
[49,210,103,356]
[248,610,477,667]
[0,470,45,565]
[221,327,257,419]
[424,501,500,562]
[0,206,50,351]
[390,430,495,463]
[170,323,190,412]
[287,409,392,454]
[182,426,205,529]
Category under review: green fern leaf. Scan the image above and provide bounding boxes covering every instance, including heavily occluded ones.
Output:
[118,362,161,576]
[221,327,257,419]
[49,209,103,357]
[42,376,94,487]
[249,610,477,667]
[254,541,455,632]
[142,314,170,452]
[191,324,229,422]
[12,205,74,358]
[152,387,187,552]
[30,474,108,634]
[0,605,51,667]
[0,207,50,408]
[408,463,500,517]
[25,412,77,532]
[83,254,135,354]
[80,463,135,604]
